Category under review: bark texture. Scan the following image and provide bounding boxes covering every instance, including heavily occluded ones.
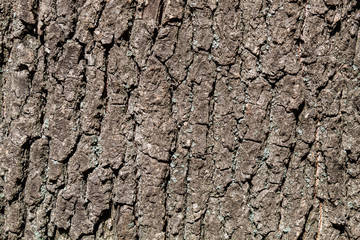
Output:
[1,0,360,239]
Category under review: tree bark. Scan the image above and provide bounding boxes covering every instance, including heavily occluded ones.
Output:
[1,0,360,239]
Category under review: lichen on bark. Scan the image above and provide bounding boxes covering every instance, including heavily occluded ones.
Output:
[1,0,360,239]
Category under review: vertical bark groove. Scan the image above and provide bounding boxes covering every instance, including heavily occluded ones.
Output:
[1,0,360,239]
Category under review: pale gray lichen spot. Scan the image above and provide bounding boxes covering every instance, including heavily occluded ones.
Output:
[249,212,254,222]
[297,128,303,135]
[40,185,47,199]
[93,145,103,156]
[263,148,270,159]
[126,50,133,57]
[43,118,49,129]
[282,227,291,233]
[212,34,220,48]
[256,62,262,72]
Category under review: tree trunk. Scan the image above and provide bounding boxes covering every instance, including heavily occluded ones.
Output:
[1,0,360,239]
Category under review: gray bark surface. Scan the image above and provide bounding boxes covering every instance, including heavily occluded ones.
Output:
[1,0,360,239]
